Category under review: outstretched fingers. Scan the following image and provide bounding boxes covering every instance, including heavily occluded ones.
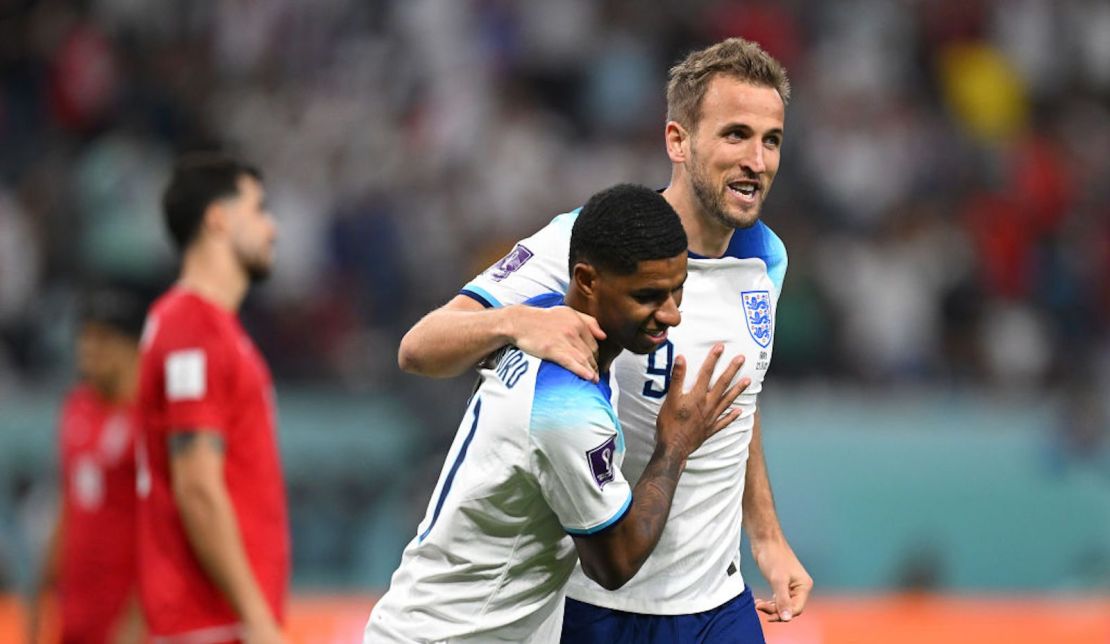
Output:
[709,355,746,400]
[711,372,750,420]
[692,343,725,393]
[670,354,687,392]
[712,408,742,433]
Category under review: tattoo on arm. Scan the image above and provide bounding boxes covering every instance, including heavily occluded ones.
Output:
[168,431,226,455]
[627,446,684,552]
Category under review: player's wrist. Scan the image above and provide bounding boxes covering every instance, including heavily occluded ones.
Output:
[651,439,690,472]
[748,528,788,550]
[494,304,525,346]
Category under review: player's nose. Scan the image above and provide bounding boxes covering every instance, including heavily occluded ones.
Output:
[655,296,681,328]
[265,215,278,242]
[739,140,766,174]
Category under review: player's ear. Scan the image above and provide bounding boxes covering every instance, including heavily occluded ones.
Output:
[200,201,230,238]
[571,262,599,299]
[665,121,689,164]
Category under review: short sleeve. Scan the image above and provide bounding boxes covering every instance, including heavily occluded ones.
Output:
[156,312,236,436]
[529,363,631,535]
[460,210,578,308]
[764,224,788,303]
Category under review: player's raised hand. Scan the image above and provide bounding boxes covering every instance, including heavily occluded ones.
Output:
[655,343,749,457]
[509,304,606,382]
[753,539,813,623]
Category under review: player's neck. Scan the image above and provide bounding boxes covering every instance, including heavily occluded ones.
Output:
[595,341,621,375]
[178,242,249,312]
[565,290,619,375]
[662,181,734,258]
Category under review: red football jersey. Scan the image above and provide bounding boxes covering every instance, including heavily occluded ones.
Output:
[136,288,289,640]
[57,384,139,641]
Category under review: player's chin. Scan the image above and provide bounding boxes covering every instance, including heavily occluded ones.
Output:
[630,329,668,354]
[724,206,761,229]
[246,260,274,283]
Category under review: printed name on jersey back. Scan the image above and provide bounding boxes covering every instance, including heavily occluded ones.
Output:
[487,347,530,388]
[165,349,206,400]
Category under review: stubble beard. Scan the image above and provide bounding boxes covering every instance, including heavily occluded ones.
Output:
[238,247,273,283]
[688,149,761,231]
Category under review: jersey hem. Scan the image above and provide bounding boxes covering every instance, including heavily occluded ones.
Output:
[564,573,746,615]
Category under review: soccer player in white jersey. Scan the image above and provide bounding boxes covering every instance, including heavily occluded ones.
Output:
[398,38,812,642]
[367,185,748,642]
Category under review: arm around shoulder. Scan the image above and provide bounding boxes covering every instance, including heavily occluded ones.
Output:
[398,295,604,381]
[397,295,512,377]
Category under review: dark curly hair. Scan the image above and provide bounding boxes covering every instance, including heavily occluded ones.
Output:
[569,184,687,276]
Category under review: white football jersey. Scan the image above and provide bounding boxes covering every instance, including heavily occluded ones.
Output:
[460,209,787,615]
[366,297,632,642]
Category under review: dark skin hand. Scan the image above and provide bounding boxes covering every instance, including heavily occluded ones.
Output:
[572,345,749,590]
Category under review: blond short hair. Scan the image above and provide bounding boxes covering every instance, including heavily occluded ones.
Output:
[666,38,791,128]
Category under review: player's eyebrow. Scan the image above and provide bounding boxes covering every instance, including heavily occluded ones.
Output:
[719,123,754,136]
[631,287,667,299]
[632,278,685,300]
[718,123,785,140]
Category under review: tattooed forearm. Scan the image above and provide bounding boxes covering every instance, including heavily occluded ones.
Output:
[168,431,226,455]
[571,442,689,590]
[625,444,686,566]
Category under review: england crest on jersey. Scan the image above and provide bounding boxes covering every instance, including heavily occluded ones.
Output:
[741,290,772,348]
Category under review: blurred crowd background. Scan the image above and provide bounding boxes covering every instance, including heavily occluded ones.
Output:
[1,0,1108,601]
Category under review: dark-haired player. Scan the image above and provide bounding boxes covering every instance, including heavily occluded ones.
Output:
[135,154,288,643]
[32,289,146,643]
[398,38,812,642]
[366,185,748,642]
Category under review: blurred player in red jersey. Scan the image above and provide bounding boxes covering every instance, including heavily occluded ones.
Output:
[135,153,288,644]
[32,289,146,644]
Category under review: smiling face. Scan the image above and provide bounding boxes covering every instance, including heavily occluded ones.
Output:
[585,254,687,356]
[674,76,785,230]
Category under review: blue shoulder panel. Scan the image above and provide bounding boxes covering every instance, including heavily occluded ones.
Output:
[689,220,788,295]
[530,361,618,438]
[551,208,582,230]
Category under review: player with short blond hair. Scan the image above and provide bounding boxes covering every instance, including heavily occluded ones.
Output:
[398,38,812,642]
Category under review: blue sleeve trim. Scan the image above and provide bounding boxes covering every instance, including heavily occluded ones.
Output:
[564,491,633,536]
[459,286,502,309]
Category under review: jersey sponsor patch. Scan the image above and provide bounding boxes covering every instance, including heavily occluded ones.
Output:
[488,244,534,282]
[587,435,617,489]
[165,349,206,400]
[741,290,773,348]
